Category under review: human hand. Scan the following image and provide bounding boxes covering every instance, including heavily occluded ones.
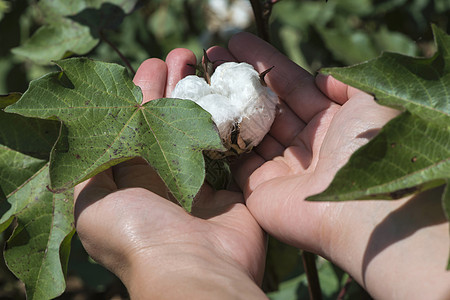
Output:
[74,49,267,299]
[208,33,450,299]
[206,32,401,254]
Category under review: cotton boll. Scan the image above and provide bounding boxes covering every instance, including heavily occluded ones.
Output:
[239,93,277,147]
[211,62,278,146]
[171,75,212,100]
[229,0,253,29]
[171,61,278,156]
[205,0,252,39]
[194,94,240,141]
[211,62,260,104]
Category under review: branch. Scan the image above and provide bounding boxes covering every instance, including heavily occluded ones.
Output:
[100,31,136,75]
[249,0,275,42]
[336,276,353,300]
[301,251,323,300]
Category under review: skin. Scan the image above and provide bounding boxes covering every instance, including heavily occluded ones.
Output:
[74,33,450,299]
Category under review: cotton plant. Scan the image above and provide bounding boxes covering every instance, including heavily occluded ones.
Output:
[171,57,278,157]
[202,0,253,46]
[205,0,253,36]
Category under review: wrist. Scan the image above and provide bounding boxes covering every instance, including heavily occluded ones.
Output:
[122,242,267,299]
[322,187,450,299]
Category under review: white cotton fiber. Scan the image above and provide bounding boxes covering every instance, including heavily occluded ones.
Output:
[171,62,278,152]
[170,75,212,100]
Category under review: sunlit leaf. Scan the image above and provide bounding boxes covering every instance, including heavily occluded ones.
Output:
[6,58,224,211]
[310,25,449,202]
[309,112,448,201]
[309,24,449,267]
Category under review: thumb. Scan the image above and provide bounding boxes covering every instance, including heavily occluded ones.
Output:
[315,74,362,105]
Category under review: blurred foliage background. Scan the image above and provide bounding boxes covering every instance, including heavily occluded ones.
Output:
[0,0,448,299]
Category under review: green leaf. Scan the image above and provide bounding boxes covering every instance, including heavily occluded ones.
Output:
[0,145,47,206]
[310,25,449,266]
[335,0,373,16]
[316,26,378,65]
[12,0,138,64]
[204,155,232,190]
[0,92,21,108]
[0,104,60,221]
[435,0,450,13]
[12,22,99,65]
[0,94,60,202]
[320,25,449,125]
[0,98,73,298]
[373,26,419,57]
[3,164,75,300]
[0,0,10,21]
[0,110,60,160]
[310,25,449,202]
[308,112,448,201]
[5,58,224,211]
[37,0,136,23]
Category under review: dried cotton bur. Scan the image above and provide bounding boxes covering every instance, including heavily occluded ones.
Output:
[171,55,278,159]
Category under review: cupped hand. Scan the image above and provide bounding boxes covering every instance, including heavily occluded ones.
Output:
[74,49,266,298]
[209,33,449,299]
[207,33,400,253]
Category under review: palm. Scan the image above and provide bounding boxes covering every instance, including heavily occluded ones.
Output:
[78,179,265,280]
[250,94,392,192]
[215,33,399,251]
[74,50,266,283]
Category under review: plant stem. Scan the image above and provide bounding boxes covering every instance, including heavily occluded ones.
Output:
[336,276,353,300]
[249,0,274,42]
[100,31,136,75]
[301,251,322,300]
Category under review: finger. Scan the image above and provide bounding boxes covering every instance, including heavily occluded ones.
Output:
[291,104,340,172]
[74,168,115,202]
[205,46,306,154]
[133,58,168,103]
[254,134,285,161]
[191,185,244,219]
[103,58,169,202]
[315,74,362,105]
[232,106,339,196]
[230,152,266,194]
[205,46,307,150]
[228,32,334,123]
[268,101,306,147]
[73,168,116,222]
[117,59,168,196]
[245,174,326,252]
[206,46,237,66]
[111,157,168,199]
[165,48,197,97]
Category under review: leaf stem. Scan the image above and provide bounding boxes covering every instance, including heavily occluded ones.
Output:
[100,31,136,75]
[301,251,322,300]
